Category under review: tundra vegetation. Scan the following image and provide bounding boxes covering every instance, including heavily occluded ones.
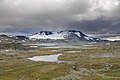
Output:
[0,42,120,80]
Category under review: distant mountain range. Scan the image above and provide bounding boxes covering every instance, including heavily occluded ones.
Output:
[1,30,119,43]
[102,36,120,41]
[29,30,102,42]
[0,35,28,40]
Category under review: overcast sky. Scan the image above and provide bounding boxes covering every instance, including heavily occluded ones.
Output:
[0,0,120,35]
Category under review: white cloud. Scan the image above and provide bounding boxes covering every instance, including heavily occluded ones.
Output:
[72,0,120,21]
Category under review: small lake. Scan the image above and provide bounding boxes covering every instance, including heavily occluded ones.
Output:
[27,54,62,62]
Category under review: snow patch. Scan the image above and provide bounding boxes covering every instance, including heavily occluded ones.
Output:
[27,54,62,62]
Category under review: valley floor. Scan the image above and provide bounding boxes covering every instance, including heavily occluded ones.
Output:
[0,42,120,80]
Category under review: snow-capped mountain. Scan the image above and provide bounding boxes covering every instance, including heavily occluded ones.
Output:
[29,30,101,42]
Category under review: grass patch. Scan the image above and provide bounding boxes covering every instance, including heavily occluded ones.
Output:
[0,42,120,80]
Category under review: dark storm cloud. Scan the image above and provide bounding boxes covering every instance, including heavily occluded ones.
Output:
[0,0,120,35]
[68,17,120,34]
